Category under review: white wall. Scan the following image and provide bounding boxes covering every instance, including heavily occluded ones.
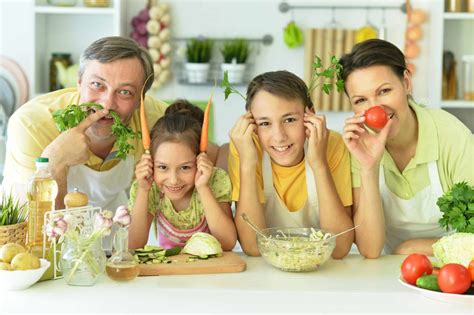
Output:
[0,0,441,146]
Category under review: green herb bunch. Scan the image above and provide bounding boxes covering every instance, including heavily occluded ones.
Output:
[437,181,474,233]
[186,38,214,63]
[221,55,344,101]
[221,39,249,64]
[0,193,26,226]
[308,56,344,96]
[52,102,140,160]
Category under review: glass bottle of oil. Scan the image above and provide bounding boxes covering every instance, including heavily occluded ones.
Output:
[106,226,139,281]
[26,157,58,258]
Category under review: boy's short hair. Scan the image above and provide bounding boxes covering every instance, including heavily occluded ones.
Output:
[245,70,313,110]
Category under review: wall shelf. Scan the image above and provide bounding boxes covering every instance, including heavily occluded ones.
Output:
[440,100,474,108]
[443,12,474,20]
[34,6,116,15]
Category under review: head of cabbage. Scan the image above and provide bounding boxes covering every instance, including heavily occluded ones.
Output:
[182,232,223,257]
[432,233,474,267]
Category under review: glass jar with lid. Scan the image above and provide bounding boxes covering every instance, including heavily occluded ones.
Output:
[49,53,72,92]
[462,55,474,101]
[47,0,77,6]
[84,0,110,7]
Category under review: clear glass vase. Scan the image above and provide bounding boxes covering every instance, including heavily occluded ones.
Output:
[60,234,106,286]
[106,227,139,281]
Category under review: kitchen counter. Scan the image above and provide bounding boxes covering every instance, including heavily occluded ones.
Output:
[1,254,472,314]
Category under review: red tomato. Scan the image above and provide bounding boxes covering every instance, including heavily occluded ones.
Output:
[438,263,471,294]
[468,260,474,282]
[364,106,388,129]
[401,253,433,285]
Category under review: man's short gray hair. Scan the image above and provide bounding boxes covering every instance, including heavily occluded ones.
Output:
[79,36,154,93]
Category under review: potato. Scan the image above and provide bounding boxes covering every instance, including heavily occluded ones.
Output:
[11,253,40,270]
[64,188,88,208]
[0,243,26,263]
[0,261,12,271]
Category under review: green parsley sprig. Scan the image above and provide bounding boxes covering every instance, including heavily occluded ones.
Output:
[52,103,140,160]
[308,55,344,95]
[221,71,246,101]
[221,55,344,101]
[437,181,474,233]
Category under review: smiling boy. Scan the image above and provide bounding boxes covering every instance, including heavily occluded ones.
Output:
[228,70,354,257]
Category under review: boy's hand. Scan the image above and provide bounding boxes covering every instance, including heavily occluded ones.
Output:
[304,107,329,167]
[195,152,213,190]
[135,154,154,191]
[229,111,258,164]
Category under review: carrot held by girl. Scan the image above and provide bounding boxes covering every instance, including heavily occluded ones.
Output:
[128,100,237,250]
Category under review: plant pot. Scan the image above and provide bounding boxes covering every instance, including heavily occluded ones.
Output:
[185,63,210,83]
[221,63,246,84]
[0,221,27,246]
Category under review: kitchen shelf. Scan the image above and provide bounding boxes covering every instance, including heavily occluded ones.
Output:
[443,12,474,19]
[31,0,123,95]
[440,100,474,108]
[34,6,115,15]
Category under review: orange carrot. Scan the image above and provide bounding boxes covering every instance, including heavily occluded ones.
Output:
[140,75,154,153]
[200,92,213,153]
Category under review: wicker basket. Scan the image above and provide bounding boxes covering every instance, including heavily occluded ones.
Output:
[0,221,27,246]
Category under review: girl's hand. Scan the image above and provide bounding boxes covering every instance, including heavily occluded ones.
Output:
[229,111,258,164]
[135,154,154,191]
[195,152,213,189]
[304,107,329,167]
[342,111,393,171]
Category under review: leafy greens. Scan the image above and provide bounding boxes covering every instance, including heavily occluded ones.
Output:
[437,181,474,233]
[52,102,140,160]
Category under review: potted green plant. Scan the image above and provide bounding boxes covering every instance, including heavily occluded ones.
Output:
[220,38,249,84]
[0,193,27,246]
[185,37,214,83]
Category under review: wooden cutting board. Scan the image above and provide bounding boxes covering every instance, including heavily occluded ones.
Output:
[138,251,247,276]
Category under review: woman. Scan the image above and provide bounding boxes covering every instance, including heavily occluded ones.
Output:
[340,39,473,258]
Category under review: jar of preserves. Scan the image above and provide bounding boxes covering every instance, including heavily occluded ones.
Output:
[47,0,77,6]
[84,0,110,7]
[49,53,72,92]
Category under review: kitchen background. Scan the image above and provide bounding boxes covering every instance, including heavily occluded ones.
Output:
[0,0,473,179]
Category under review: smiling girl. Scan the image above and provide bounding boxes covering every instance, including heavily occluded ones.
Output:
[340,39,473,257]
[128,100,237,250]
[228,71,354,257]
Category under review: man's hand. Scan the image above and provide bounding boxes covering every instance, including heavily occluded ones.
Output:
[43,109,109,170]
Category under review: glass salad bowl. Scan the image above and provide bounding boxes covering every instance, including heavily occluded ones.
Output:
[256,227,335,272]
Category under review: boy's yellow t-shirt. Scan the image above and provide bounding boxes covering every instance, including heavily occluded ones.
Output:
[228,130,353,211]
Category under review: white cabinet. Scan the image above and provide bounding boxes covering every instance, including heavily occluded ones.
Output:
[32,0,124,96]
[439,12,474,108]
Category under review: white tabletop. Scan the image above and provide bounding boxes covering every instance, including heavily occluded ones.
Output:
[1,254,473,314]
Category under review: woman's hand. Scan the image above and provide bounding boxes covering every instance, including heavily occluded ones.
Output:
[304,107,329,167]
[342,111,392,171]
[135,154,154,191]
[229,111,258,164]
[195,152,213,189]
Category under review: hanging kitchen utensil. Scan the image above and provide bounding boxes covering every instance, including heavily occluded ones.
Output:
[283,8,304,48]
[355,9,378,43]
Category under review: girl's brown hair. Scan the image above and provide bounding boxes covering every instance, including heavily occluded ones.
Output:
[339,39,408,90]
[245,70,313,110]
[150,100,203,156]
